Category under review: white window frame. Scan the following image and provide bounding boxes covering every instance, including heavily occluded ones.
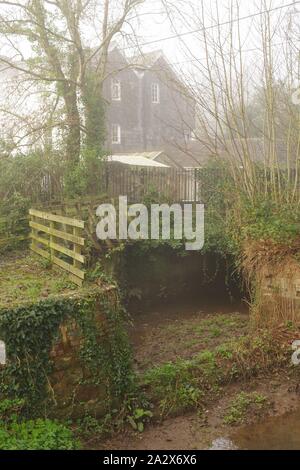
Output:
[184,130,190,143]
[112,124,121,144]
[111,78,121,101]
[151,83,160,103]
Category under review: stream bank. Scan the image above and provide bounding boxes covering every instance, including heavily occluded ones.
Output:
[88,297,300,450]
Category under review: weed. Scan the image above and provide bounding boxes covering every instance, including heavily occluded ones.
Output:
[127,408,153,433]
[143,361,203,416]
[0,418,79,450]
[77,414,114,441]
[142,330,289,419]
[223,392,268,425]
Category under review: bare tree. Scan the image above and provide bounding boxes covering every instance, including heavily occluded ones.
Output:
[162,0,300,203]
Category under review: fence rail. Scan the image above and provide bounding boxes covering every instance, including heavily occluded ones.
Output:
[102,166,200,203]
[29,208,85,286]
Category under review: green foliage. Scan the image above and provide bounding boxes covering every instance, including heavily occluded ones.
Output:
[193,163,300,262]
[86,262,117,286]
[142,331,289,419]
[197,163,236,256]
[239,198,300,243]
[223,392,268,425]
[0,152,62,203]
[64,149,105,199]
[75,296,133,400]
[83,72,106,155]
[0,193,30,252]
[143,360,205,416]
[63,71,107,199]
[0,418,79,450]
[0,399,25,423]
[127,407,153,433]
[77,414,114,441]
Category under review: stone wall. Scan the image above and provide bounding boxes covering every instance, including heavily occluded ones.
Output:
[254,257,300,325]
[0,288,131,419]
[49,312,107,419]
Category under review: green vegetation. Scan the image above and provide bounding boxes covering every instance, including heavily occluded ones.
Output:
[223,391,268,425]
[142,331,290,418]
[134,313,248,369]
[0,399,79,450]
[198,167,300,259]
[0,253,78,309]
[0,418,79,450]
[0,286,133,413]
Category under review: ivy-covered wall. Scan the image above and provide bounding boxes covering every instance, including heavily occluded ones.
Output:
[0,288,133,418]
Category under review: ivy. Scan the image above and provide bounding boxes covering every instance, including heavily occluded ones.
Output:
[0,290,133,415]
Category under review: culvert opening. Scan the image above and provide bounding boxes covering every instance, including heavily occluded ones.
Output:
[120,246,246,314]
[121,249,249,373]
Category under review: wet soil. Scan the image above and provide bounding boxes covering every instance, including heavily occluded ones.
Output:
[93,299,300,450]
[98,370,300,450]
[128,298,249,370]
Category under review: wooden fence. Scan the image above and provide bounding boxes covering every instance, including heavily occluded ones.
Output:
[29,209,85,286]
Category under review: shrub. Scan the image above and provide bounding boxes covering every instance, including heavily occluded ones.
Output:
[0,418,80,450]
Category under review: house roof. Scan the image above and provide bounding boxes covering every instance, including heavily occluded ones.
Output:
[106,154,169,168]
[165,138,292,168]
[152,143,213,169]
[130,50,164,68]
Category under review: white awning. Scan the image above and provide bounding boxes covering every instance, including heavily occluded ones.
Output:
[106,154,169,168]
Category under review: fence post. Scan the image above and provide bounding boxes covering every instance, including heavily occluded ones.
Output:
[50,221,55,260]
[31,214,38,252]
[73,226,82,272]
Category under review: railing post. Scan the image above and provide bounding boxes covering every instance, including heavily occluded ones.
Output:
[50,220,55,260]
[73,226,82,271]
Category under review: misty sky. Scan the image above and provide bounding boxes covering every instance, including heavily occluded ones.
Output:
[0,0,299,82]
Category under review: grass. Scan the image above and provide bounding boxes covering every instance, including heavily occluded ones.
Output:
[0,252,79,309]
[223,391,269,425]
[0,250,101,310]
[135,312,249,370]
[141,329,293,419]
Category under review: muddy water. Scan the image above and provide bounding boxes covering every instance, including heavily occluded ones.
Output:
[213,409,300,450]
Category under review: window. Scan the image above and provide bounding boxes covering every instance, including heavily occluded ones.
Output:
[184,130,190,143]
[112,124,121,144]
[111,78,121,101]
[151,83,160,103]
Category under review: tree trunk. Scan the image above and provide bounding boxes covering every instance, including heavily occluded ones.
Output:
[64,84,81,165]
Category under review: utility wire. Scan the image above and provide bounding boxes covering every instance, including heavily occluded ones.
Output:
[122,1,300,51]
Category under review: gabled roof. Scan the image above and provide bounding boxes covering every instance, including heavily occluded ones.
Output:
[130,50,164,68]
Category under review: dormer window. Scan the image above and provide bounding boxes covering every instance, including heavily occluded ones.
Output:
[111,78,121,101]
[151,83,160,103]
[112,124,121,144]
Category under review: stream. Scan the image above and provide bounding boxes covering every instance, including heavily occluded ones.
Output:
[212,408,300,450]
